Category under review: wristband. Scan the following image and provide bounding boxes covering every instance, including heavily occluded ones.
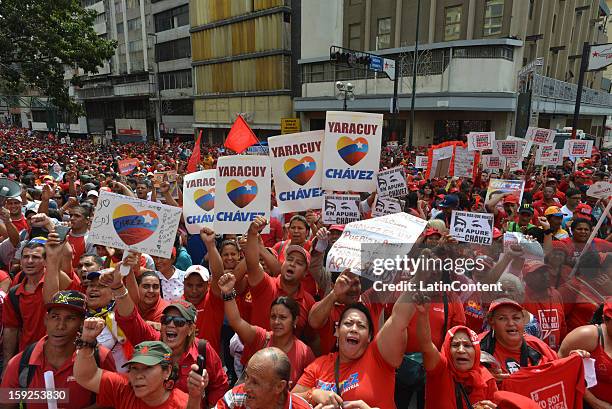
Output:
[75,337,98,350]
[113,287,129,299]
[543,228,554,235]
[110,285,124,291]
[222,289,237,301]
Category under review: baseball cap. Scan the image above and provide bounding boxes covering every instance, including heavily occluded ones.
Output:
[544,206,564,217]
[162,300,197,322]
[545,178,558,185]
[551,240,572,257]
[439,195,459,208]
[518,204,534,214]
[185,265,210,282]
[28,236,48,246]
[329,224,345,232]
[574,203,592,216]
[604,297,612,319]
[522,260,551,278]
[487,298,523,317]
[423,228,442,238]
[503,195,519,205]
[286,245,311,266]
[87,190,99,197]
[493,391,541,409]
[574,171,587,178]
[46,290,87,315]
[6,195,22,203]
[121,341,172,368]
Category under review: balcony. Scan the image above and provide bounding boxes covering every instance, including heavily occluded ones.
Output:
[533,75,612,107]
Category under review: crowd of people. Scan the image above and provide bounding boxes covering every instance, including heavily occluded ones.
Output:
[0,125,610,409]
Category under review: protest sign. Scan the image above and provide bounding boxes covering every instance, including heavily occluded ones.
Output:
[325,213,428,282]
[506,136,533,158]
[372,196,404,217]
[485,179,525,204]
[541,148,563,166]
[453,145,478,178]
[495,140,521,158]
[507,159,523,172]
[467,132,494,151]
[152,172,165,188]
[535,144,556,165]
[183,170,216,234]
[89,191,182,258]
[525,127,555,144]
[482,155,506,171]
[268,130,324,213]
[214,155,271,234]
[450,211,494,245]
[322,111,382,192]
[415,156,428,169]
[118,158,139,175]
[376,166,407,198]
[564,139,593,158]
[586,181,612,199]
[322,193,360,224]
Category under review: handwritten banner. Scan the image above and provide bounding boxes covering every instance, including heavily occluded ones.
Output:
[376,166,407,198]
[586,181,611,199]
[118,158,139,175]
[453,145,478,178]
[322,111,383,192]
[525,127,555,144]
[535,144,556,165]
[89,191,182,258]
[467,132,494,151]
[268,130,324,213]
[183,170,216,235]
[214,155,271,234]
[322,193,360,224]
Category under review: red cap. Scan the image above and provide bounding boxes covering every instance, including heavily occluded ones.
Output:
[493,228,503,239]
[285,245,311,266]
[493,391,541,409]
[488,298,523,317]
[551,240,572,257]
[329,224,345,232]
[583,169,593,175]
[503,195,519,205]
[604,297,612,319]
[408,183,419,191]
[418,179,427,187]
[522,260,551,277]
[423,228,442,238]
[574,171,587,178]
[575,203,592,216]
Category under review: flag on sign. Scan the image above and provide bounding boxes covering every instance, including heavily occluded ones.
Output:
[186,130,202,173]
[224,115,259,154]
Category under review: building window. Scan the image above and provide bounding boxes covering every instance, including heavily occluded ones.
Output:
[127,17,141,31]
[444,6,462,41]
[349,0,361,4]
[114,1,122,14]
[164,100,193,116]
[128,40,142,52]
[349,23,361,50]
[159,69,192,90]
[483,0,504,36]
[551,14,556,34]
[154,5,189,33]
[528,0,534,19]
[126,0,139,9]
[377,17,391,49]
[117,22,124,33]
[155,37,191,62]
[94,13,106,25]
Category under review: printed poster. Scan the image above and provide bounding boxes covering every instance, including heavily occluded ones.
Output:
[495,140,521,158]
[214,155,271,234]
[506,136,533,158]
[467,132,494,151]
[415,156,428,169]
[372,196,405,217]
[525,127,555,144]
[564,139,593,158]
[322,111,383,192]
[268,130,324,213]
[376,166,407,198]
[541,149,563,166]
[535,144,556,165]
[482,155,507,171]
[322,193,360,224]
[183,170,216,235]
[118,158,139,175]
[450,211,494,245]
[89,191,182,258]
[485,179,525,204]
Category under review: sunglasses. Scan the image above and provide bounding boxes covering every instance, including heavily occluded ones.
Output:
[160,315,191,327]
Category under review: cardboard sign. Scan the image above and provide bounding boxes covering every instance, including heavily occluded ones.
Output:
[214,155,271,234]
[541,149,564,166]
[268,130,324,213]
[485,179,525,204]
[325,213,427,282]
[564,139,593,158]
[183,170,216,234]
[586,181,612,199]
[482,155,507,170]
[525,127,555,144]
[372,196,405,217]
[467,132,494,151]
[376,166,407,198]
[322,111,383,192]
[322,193,360,224]
[89,191,182,258]
[496,140,521,158]
[415,156,428,169]
[427,145,454,179]
[118,158,139,175]
[535,144,556,165]
[453,146,478,178]
[506,136,533,158]
[450,211,494,245]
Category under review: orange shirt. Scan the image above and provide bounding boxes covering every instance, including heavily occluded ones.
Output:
[97,370,188,409]
[296,342,397,409]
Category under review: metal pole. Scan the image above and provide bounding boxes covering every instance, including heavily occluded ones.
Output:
[571,42,590,139]
[344,91,348,111]
[391,61,399,143]
[408,0,421,149]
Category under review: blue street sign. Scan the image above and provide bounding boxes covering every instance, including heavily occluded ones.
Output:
[369,56,383,71]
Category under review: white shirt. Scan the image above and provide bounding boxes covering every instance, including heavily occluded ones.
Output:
[156,267,186,301]
[560,205,573,219]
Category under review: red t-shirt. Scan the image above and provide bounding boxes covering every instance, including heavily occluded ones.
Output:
[241,326,315,385]
[558,277,604,333]
[523,288,567,350]
[477,332,558,374]
[216,384,311,409]
[193,290,224,356]
[560,237,612,258]
[11,215,28,233]
[425,355,497,409]
[97,370,188,409]
[464,295,487,333]
[532,198,562,215]
[590,325,612,404]
[0,336,116,409]
[297,342,397,409]
[66,232,87,268]
[273,240,318,297]
[500,355,585,409]
[248,274,315,338]
[138,296,169,323]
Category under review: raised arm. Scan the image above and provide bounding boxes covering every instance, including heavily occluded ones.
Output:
[245,217,267,288]
[258,237,281,277]
[200,227,223,297]
[0,208,20,247]
[308,271,351,329]
[218,273,257,345]
[415,303,441,371]
[376,289,416,368]
[74,318,106,394]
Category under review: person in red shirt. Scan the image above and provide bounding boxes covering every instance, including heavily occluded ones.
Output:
[532,186,562,215]
[0,291,117,409]
[478,299,558,380]
[66,204,94,268]
[562,218,612,258]
[532,178,566,204]
[74,331,205,409]
[220,273,314,385]
[546,241,572,289]
[416,301,497,409]
[486,193,518,230]
[216,347,312,409]
[5,196,28,233]
[135,271,169,323]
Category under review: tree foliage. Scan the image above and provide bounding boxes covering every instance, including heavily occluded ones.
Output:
[0,0,116,113]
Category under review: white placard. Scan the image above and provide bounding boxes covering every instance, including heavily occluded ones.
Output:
[467,132,494,151]
[214,155,271,234]
[586,181,612,199]
[482,155,507,170]
[535,144,556,165]
[541,148,564,166]
[322,111,383,192]
[89,191,182,258]
[376,166,407,198]
[450,211,494,245]
[564,139,593,158]
[183,170,216,235]
[453,145,477,178]
[507,159,523,172]
[322,193,361,224]
[525,127,555,144]
[506,136,533,158]
[415,156,428,169]
[495,140,521,158]
[372,196,405,217]
[268,130,324,213]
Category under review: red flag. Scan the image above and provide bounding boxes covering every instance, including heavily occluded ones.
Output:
[224,115,258,154]
[186,130,202,173]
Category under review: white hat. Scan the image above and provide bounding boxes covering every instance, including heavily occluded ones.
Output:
[87,190,99,197]
[185,265,210,282]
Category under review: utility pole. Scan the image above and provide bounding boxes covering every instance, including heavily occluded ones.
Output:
[148,33,162,143]
[571,42,590,139]
[408,0,422,149]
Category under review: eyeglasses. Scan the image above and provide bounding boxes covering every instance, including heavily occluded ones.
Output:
[160,315,191,327]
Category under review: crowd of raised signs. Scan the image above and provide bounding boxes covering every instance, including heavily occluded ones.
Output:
[0,123,610,409]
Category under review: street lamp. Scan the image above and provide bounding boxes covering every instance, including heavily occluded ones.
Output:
[335,81,355,111]
[147,32,162,143]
